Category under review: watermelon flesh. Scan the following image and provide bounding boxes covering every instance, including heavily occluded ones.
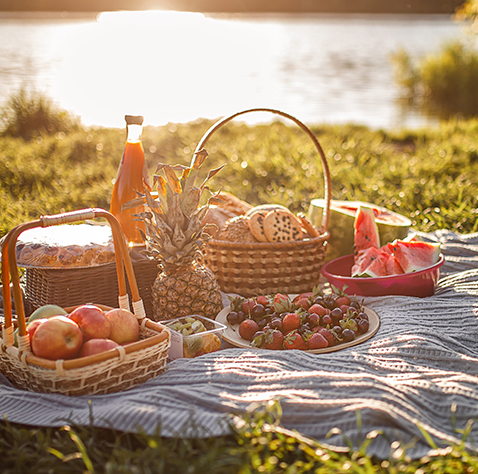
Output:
[353,206,380,254]
[352,206,440,278]
[387,240,441,273]
[352,247,404,277]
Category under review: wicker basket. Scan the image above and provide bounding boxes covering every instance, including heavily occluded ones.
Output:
[0,208,170,396]
[23,251,159,319]
[196,108,331,297]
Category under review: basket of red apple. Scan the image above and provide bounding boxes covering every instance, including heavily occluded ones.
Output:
[0,208,170,396]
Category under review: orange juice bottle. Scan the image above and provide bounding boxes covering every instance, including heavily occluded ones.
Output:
[110,115,151,246]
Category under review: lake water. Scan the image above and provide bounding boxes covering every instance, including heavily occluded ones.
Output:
[0,11,469,130]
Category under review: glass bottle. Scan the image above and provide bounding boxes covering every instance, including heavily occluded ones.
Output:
[110,115,151,246]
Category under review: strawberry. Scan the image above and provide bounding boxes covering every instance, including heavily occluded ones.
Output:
[256,295,269,306]
[307,332,328,350]
[284,330,308,350]
[264,329,285,350]
[239,319,260,341]
[274,293,289,304]
[242,298,256,315]
[282,312,300,333]
[295,298,311,311]
[309,304,329,317]
[334,295,351,307]
[318,328,335,347]
[293,292,313,304]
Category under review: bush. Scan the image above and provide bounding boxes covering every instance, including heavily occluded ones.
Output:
[392,40,478,118]
[0,89,81,140]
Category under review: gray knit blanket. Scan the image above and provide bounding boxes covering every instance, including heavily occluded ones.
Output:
[1,229,478,459]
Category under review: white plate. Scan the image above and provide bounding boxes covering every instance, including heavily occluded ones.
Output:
[216,299,380,354]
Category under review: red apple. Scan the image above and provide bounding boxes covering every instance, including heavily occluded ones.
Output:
[78,338,119,358]
[68,304,111,342]
[104,308,139,344]
[26,318,48,345]
[31,316,83,360]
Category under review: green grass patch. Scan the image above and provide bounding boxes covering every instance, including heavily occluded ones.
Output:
[1,400,478,473]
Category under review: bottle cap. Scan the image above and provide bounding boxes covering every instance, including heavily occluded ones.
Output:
[125,115,144,125]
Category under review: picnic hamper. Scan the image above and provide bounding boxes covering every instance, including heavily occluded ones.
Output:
[196,108,331,297]
[0,208,170,396]
[22,250,159,320]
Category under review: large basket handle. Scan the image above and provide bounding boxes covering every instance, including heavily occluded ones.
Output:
[1,209,143,352]
[194,108,331,234]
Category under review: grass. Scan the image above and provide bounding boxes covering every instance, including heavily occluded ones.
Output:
[1,400,478,473]
[1,93,478,471]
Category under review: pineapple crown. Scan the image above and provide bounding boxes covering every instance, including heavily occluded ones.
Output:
[122,149,225,268]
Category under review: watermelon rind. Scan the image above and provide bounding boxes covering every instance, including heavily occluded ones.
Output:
[308,199,411,262]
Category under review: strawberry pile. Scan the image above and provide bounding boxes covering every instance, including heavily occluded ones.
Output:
[226,286,369,351]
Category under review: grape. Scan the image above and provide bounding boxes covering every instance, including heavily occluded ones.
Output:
[251,304,265,319]
[342,328,355,342]
[227,311,239,325]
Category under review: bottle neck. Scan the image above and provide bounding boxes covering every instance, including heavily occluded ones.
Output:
[126,123,142,143]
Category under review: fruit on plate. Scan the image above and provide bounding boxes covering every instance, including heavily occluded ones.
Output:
[351,206,441,277]
[31,315,83,360]
[308,199,411,262]
[79,338,119,358]
[104,308,140,344]
[122,149,223,321]
[228,286,370,351]
[68,304,111,341]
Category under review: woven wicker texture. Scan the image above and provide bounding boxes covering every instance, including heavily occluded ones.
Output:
[23,253,159,318]
[195,108,332,297]
[0,209,170,396]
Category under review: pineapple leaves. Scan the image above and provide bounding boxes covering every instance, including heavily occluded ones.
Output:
[190,148,208,170]
[200,164,227,191]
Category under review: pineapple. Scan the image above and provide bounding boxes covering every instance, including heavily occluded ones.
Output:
[123,149,225,321]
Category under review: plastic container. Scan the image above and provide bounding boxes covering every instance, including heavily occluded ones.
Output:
[321,253,445,297]
[165,315,226,360]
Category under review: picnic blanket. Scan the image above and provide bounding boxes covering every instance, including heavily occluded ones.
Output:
[1,229,478,459]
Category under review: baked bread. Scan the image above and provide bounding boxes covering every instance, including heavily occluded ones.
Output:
[214,191,253,216]
[13,224,116,268]
[263,209,304,242]
[218,216,258,243]
[201,205,236,239]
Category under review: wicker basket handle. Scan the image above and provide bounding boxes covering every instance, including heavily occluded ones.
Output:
[1,209,142,351]
[194,107,331,234]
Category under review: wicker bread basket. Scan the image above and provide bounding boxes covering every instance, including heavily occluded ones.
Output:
[0,208,170,396]
[196,108,331,297]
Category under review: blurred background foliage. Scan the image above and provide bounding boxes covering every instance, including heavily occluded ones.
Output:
[392,0,478,118]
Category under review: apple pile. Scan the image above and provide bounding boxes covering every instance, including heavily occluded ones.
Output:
[23,304,140,361]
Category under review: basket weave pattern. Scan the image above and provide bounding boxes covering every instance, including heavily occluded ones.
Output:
[196,108,332,297]
[0,209,170,396]
[0,322,169,396]
[206,238,327,296]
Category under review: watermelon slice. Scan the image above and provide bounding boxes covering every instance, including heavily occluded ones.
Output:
[353,206,380,254]
[387,240,441,272]
[352,247,404,277]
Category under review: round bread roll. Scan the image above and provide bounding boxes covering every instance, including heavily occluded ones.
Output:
[201,205,237,239]
[218,216,259,243]
[245,203,289,217]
